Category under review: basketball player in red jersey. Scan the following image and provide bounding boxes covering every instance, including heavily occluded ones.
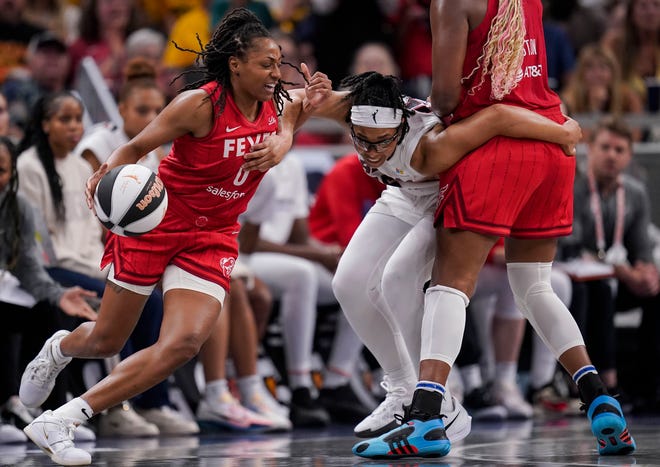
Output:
[18,8,331,466]
[351,0,634,459]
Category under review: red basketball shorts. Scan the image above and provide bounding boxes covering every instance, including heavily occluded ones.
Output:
[100,207,239,291]
[434,136,575,239]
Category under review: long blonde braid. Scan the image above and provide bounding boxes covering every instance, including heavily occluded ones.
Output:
[464,0,526,100]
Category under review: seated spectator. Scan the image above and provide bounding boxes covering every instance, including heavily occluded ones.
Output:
[75,58,166,172]
[0,135,97,443]
[2,32,71,139]
[68,0,142,97]
[560,116,660,413]
[602,0,660,109]
[123,28,170,96]
[561,44,643,140]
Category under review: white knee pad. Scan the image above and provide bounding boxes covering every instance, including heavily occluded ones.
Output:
[420,285,469,365]
[507,262,584,358]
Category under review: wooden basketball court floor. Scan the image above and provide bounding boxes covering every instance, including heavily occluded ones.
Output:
[4,415,660,466]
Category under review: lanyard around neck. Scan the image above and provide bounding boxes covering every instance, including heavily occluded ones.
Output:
[587,170,625,260]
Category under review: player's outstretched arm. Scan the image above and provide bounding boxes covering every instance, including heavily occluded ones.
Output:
[417,104,582,176]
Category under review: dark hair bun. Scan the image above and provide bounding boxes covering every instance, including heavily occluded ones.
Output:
[123,57,157,82]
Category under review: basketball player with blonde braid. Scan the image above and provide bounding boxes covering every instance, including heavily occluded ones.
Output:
[353,0,635,459]
[18,8,331,466]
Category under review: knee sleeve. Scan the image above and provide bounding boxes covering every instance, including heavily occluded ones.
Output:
[507,262,584,358]
[420,285,469,366]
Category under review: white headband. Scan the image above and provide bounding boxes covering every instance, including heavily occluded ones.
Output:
[350,105,403,128]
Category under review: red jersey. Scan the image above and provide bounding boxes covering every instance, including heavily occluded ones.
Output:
[101,82,279,289]
[158,82,278,232]
[451,0,561,122]
[309,154,385,248]
[434,0,574,238]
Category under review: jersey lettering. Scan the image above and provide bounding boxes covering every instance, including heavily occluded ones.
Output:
[222,132,275,158]
[233,167,249,186]
[522,38,538,57]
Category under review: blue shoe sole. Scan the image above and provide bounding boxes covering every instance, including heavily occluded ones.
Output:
[588,395,636,455]
[352,421,451,459]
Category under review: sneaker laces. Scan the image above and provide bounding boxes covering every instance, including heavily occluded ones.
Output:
[48,417,77,452]
[31,358,64,384]
[373,378,408,419]
[398,402,446,424]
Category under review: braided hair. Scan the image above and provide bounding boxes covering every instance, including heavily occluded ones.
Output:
[0,136,21,270]
[174,8,293,116]
[464,0,526,100]
[18,91,83,222]
[339,72,413,142]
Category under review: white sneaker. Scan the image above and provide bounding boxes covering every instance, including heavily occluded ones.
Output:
[241,388,293,432]
[196,391,276,431]
[0,422,27,443]
[493,381,534,420]
[98,403,159,437]
[19,330,71,408]
[442,394,472,443]
[24,410,92,466]
[354,376,412,438]
[136,406,200,435]
[2,395,35,429]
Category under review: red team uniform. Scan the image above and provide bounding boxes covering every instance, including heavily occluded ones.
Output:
[435,0,574,239]
[101,82,278,290]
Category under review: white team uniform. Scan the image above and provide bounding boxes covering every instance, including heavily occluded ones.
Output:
[334,98,471,441]
[333,98,442,382]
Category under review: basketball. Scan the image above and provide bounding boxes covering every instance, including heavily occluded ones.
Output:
[93,164,168,237]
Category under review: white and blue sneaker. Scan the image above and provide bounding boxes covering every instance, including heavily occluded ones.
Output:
[353,417,451,459]
[587,395,635,455]
[355,377,471,444]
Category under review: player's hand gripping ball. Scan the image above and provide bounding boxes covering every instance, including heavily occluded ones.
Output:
[93,164,168,236]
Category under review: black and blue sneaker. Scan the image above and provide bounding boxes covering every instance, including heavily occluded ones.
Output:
[587,394,636,455]
[352,417,450,459]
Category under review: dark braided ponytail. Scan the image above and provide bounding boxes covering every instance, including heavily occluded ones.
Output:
[339,72,413,141]
[173,8,292,116]
[0,136,21,270]
[18,91,83,222]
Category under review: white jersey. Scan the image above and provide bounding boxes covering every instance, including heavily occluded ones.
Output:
[358,97,440,198]
[74,122,161,172]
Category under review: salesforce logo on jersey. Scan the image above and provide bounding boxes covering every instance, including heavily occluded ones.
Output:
[207,185,246,200]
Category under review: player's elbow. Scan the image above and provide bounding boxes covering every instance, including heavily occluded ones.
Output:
[430,91,459,117]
